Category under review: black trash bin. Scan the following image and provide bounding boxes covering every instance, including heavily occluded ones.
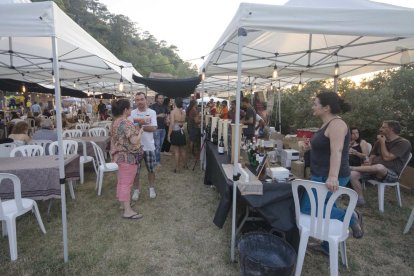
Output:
[238,232,296,276]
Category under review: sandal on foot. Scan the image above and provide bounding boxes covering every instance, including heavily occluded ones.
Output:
[122,213,143,220]
[351,210,364,239]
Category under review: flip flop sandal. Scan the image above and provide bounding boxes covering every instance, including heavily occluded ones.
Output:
[352,210,364,239]
[122,213,143,220]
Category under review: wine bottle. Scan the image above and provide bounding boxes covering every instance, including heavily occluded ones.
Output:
[212,127,219,145]
[218,135,224,154]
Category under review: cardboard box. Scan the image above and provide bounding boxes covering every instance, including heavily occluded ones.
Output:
[270,132,285,142]
[400,165,414,190]
[291,160,305,179]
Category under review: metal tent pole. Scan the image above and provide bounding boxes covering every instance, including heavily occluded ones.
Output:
[51,36,69,262]
[231,27,246,262]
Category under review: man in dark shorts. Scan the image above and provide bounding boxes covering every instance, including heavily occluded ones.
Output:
[350,120,411,206]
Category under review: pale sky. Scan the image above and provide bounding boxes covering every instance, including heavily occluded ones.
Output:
[100,0,414,69]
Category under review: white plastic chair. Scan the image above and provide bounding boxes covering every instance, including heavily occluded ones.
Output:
[88,127,108,137]
[292,179,357,276]
[48,140,79,199]
[75,139,96,184]
[0,143,16,157]
[25,118,36,134]
[91,141,118,195]
[0,173,46,261]
[403,207,414,234]
[367,153,412,213]
[75,123,90,131]
[48,140,78,156]
[29,140,53,155]
[10,145,44,157]
[63,129,82,138]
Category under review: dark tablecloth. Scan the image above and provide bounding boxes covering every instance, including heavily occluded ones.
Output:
[204,141,296,232]
[0,154,80,200]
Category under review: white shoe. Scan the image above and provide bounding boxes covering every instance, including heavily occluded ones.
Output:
[149,187,156,199]
[132,189,140,201]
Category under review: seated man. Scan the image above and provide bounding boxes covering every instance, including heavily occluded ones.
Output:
[350,120,411,206]
[32,118,58,141]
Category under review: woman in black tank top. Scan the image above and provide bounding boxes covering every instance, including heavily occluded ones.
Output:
[349,127,371,166]
[302,92,363,243]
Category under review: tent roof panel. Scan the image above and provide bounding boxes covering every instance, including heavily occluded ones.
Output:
[203,0,414,84]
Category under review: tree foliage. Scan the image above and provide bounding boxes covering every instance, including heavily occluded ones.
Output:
[32,0,198,78]
[271,66,414,148]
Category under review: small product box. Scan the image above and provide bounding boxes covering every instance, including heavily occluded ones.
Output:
[267,167,290,181]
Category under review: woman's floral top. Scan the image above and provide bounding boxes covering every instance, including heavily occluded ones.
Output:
[111,117,143,165]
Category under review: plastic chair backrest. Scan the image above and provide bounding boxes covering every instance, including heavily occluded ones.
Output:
[29,140,53,154]
[90,141,106,170]
[366,142,372,155]
[291,179,357,241]
[63,129,82,138]
[398,152,412,179]
[48,140,78,155]
[75,123,90,130]
[0,173,24,217]
[10,145,44,157]
[25,118,36,128]
[88,127,108,137]
[0,143,16,157]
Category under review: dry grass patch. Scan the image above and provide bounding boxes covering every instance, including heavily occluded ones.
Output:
[0,155,413,275]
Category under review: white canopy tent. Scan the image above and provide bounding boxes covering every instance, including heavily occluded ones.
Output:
[0,1,142,94]
[0,0,143,262]
[197,96,227,104]
[200,0,414,262]
[203,0,414,84]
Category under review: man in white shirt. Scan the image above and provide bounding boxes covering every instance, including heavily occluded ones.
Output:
[129,92,158,199]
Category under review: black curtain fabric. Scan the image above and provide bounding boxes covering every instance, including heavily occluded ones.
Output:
[133,75,202,98]
[91,93,125,100]
[0,78,88,98]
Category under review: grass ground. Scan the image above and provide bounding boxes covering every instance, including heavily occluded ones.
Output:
[0,153,413,275]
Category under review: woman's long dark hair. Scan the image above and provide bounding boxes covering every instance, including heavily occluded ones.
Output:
[350,127,362,143]
[186,100,197,116]
[175,97,183,109]
[317,91,351,114]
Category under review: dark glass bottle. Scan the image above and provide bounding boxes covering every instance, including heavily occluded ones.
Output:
[218,135,224,154]
[212,127,218,145]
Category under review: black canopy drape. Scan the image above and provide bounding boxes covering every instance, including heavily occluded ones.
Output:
[133,75,201,98]
[91,93,126,100]
[0,79,88,98]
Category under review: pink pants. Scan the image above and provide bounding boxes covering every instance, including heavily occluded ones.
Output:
[116,162,138,202]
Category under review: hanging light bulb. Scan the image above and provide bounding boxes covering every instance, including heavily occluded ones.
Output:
[334,63,340,76]
[270,82,273,90]
[298,73,303,91]
[100,95,103,99]
[119,78,124,92]
[272,64,278,79]
[21,83,26,93]
[73,81,76,88]
[253,83,257,90]
[201,68,206,81]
